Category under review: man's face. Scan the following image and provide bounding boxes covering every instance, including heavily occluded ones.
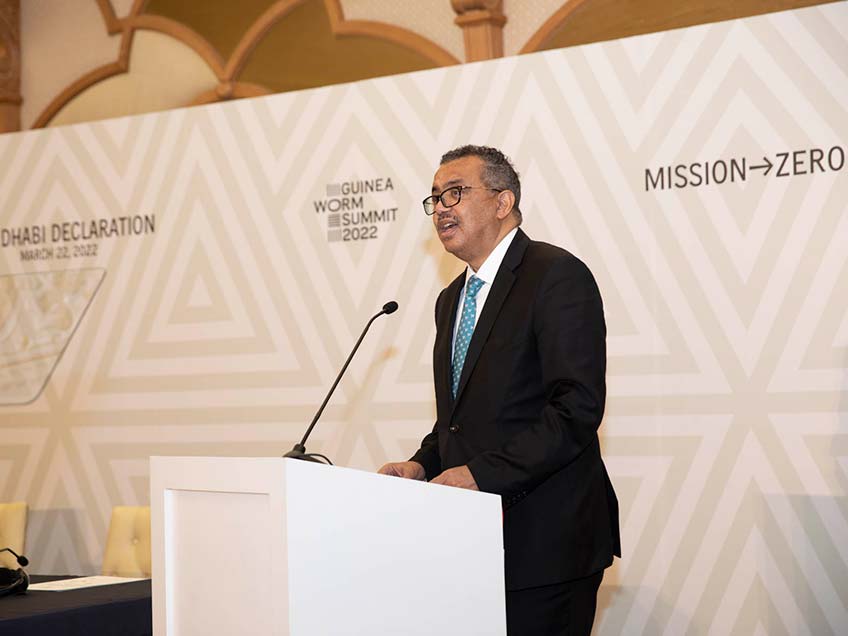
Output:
[431,156,502,269]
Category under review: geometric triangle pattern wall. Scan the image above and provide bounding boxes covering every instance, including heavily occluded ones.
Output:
[1,4,846,632]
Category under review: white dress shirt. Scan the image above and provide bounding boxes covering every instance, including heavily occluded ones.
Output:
[451,227,519,357]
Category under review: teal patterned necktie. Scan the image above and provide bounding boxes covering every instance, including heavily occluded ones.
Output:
[451,275,485,398]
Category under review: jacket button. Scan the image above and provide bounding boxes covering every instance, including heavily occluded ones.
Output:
[448,424,459,433]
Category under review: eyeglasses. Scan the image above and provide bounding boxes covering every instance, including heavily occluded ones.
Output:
[422,186,501,216]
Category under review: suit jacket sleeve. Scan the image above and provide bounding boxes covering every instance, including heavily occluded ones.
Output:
[467,256,607,495]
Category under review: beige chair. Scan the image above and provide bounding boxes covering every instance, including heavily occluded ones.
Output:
[0,502,28,569]
[101,505,151,578]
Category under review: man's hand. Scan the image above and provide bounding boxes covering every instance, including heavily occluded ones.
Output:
[377,461,426,480]
[430,465,478,490]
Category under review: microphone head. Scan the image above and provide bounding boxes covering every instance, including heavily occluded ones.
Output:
[17,555,28,567]
[382,301,399,315]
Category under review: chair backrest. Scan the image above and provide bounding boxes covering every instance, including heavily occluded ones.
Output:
[101,505,151,578]
[0,502,28,569]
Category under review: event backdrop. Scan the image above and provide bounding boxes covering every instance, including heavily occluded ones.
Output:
[1,3,847,633]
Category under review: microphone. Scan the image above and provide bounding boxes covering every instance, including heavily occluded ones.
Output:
[0,547,28,567]
[382,301,398,315]
[284,301,399,463]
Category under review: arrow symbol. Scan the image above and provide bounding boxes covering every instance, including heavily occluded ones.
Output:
[750,155,773,176]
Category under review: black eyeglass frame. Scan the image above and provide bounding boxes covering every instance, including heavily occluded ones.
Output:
[422,185,501,216]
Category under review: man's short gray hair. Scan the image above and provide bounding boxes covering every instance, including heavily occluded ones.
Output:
[440,145,522,224]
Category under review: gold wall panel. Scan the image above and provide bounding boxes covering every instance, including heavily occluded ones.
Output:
[526,0,841,52]
[237,0,439,93]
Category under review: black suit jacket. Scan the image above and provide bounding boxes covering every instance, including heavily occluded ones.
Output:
[411,229,621,591]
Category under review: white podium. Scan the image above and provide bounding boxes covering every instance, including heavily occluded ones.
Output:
[150,456,506,635]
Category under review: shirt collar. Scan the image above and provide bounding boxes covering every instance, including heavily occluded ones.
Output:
[467,227,519,285]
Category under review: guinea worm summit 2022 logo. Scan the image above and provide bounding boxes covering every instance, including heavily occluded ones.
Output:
[313,177,398,243]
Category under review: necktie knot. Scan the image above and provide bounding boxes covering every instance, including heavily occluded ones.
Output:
[466,275,484,299]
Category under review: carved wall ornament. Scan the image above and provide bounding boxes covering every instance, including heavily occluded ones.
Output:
[33,0,458,128]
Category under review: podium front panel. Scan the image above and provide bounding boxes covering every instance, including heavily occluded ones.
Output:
[151,457,505,635]
[151,457,289,636]
[285,460,505,635]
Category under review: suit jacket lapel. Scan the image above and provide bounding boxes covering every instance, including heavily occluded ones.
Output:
[436,273,465,411]
[454,229,530,405]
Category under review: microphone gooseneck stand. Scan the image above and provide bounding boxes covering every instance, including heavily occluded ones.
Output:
[0,547,28,568]
[283,301,399,464]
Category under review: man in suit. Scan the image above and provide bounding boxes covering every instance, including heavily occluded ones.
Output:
[379,145,620,635]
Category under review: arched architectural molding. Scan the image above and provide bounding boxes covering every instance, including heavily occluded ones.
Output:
[32,0,459,128]
[31,25,135,129]
[34,0,226,127]
[224,0,303,80]
[130,15,226,77]
[188,81,272,107]
[322,0,459,66]
[95,0,124,35]
[48,29,217,127]
[518,0,591,54]
[519,0,838,54]
[226,0,458,81]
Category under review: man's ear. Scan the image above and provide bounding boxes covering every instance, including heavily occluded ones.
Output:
[495,190,515,220]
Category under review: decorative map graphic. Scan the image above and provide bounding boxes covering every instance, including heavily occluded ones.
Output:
[0,268,105,404]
